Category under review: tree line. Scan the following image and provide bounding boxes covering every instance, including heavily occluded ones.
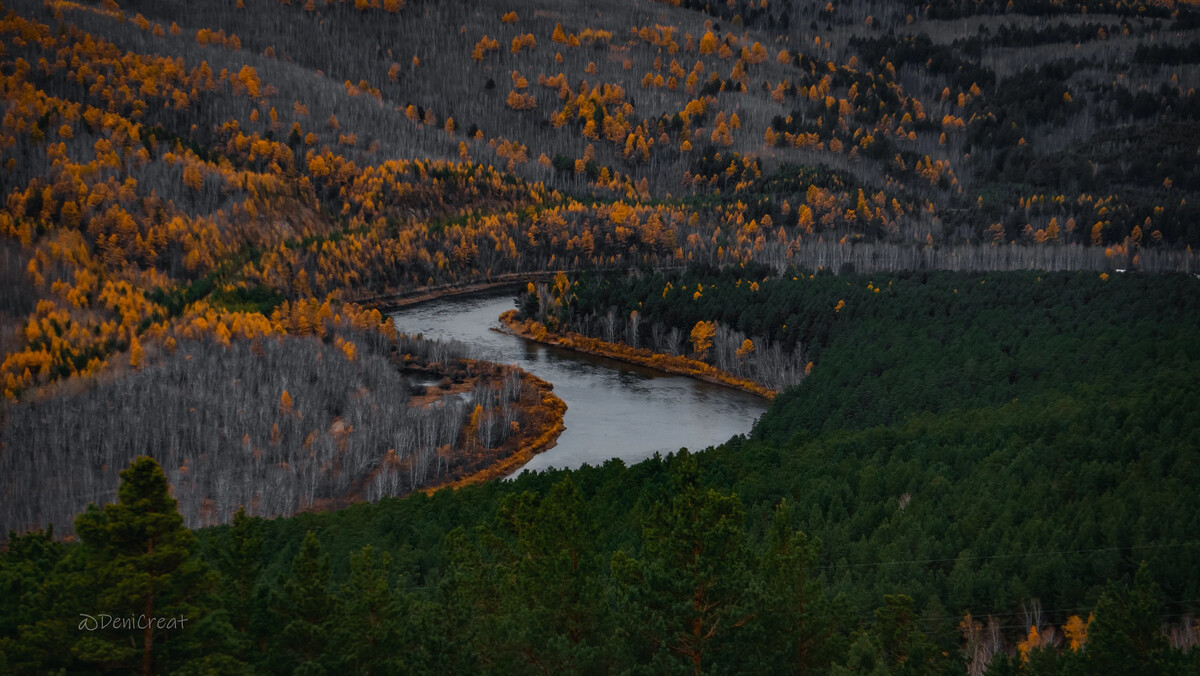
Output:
[1,309,547,538]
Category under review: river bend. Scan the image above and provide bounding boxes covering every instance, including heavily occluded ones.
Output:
[391,291,768,475]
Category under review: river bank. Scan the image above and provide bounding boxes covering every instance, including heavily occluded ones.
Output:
[390,292,767,475]
[422,370,566,493]
[498,311,778,400]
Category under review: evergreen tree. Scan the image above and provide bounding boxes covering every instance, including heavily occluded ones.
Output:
[831,633,890,676]
[612,451,752,674]
[437,527,493,674]
[275,531,338,675]
[71,456,230,675]
[214,507,269,665]
[1083,563,1171,675]
[744,500,849,674]
[870,594,946,676]
[0,529,69,672]
[335,545,403,675]
[489,475,610,672]
[830,595,948,675]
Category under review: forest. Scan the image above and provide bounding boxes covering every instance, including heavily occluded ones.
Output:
[1,297,567,537]
[2,0,1198,413]
[2,0,1199,672]
[4,271,1199,674]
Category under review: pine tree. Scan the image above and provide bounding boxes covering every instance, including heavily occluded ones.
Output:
[743,501,844,673]
[275,531,337,675]
[868,594,945,676]
[215,508,265,661]
[611,451,752,674]
[335,545,403,675]
[1084,564,1171,675]
[489,476,608,671]
[72,456,227,675]
[0,529,69,672]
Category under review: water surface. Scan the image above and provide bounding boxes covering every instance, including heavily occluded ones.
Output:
[392,291,768,474]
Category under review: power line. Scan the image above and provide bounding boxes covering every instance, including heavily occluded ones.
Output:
[963,612,1200,633]
[901,601,1200,628]
[816,541,1200,571]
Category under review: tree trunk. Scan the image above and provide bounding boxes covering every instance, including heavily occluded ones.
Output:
[142,569,155,676]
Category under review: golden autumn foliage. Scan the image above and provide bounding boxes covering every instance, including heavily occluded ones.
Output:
[0,0,1192,410]
[129,336,144,369]
[506,90,537,110]
[689,320,716,356]
[501,311,776,399]
[1064,614,1090,651]
[736,338,755,357]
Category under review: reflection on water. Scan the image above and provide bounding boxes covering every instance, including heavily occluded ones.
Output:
[392,290,769,475]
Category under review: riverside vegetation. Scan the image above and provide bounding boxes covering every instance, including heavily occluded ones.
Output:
[1,301,568,536]
[2,0,1200,672]
[2,0,1200,527]
[3,270,1199,674]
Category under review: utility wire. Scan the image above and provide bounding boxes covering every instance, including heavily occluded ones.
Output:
[816,540,1200,571]
[895,602,1200,628]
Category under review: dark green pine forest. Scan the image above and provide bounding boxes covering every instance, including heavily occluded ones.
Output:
[3,270,1199,675]
[2,0,1200,669]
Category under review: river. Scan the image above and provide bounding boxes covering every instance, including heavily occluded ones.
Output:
[391,291,769,475]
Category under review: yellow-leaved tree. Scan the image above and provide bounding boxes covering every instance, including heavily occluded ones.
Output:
[129,336,144,369]
[736,338,754,358]
[1064,614,1090,651]
[690,320,716,357]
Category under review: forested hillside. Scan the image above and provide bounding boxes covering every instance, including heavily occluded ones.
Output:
[4,271,1198,674]
[1,305,564,536]
[3,0,1198,528]
[522,267,1200,428]
[518,268,1200,610]
[2,0,1200,672]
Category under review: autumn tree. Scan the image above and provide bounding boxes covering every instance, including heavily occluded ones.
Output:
[690,320,716,357]
[736,338,754,358]
[130,336,144,369]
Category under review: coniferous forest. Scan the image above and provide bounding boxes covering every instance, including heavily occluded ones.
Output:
[2,0,1200,673]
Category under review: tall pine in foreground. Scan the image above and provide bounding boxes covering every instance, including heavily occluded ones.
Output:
[489,475,610,672]
[71,455,242,674]
[335,545,404,675]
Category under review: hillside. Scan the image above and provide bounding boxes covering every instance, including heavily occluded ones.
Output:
[4,271,1198,674]
[1,0,1200,672]
[3,0,1199,395]
[2,0,1199,526]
